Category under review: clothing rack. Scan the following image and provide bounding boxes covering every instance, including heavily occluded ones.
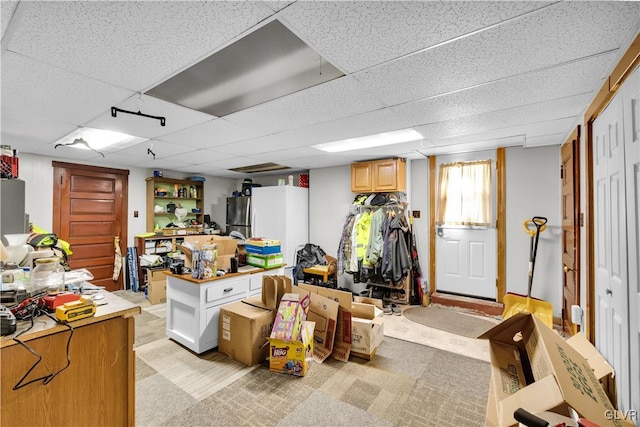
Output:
[348,203,408,215]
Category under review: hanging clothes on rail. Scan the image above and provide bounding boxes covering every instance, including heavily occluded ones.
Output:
[381,210,411,285]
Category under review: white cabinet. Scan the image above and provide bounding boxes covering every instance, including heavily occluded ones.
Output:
[165,268,281,354]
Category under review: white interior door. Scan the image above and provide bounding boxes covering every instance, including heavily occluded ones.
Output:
[593,88,631,412]
[622,65,640,413]
[436,227,496,299]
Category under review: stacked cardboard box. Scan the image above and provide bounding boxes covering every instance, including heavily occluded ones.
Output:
[245,238,283,269]
[146,268,168,304]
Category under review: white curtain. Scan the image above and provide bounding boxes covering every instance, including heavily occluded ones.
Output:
[437,160,492,226]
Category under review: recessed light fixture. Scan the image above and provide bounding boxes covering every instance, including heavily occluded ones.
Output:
[312,128,423,153]
[146,20,344,117]
[53,127,146,152]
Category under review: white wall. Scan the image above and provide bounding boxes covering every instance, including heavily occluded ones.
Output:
[505,145,562,315]
[409,159,429,291]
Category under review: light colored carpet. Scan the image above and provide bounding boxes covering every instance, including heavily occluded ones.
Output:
[402,305,498,338]
[114,290,491,426]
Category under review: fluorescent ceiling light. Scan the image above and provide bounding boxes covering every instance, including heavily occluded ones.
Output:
[312,128,423,153]
[53,127,146,151]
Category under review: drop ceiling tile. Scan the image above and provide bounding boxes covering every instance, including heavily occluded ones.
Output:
[110,139,194,162]
[166,149,235,166]
[86,95,213,140]
[262,1,295,13]
[6,1,274,91]
[1,0,18,38]
[277,107,412,147]
[1,52,133,125]
[160,118,265,149]
[428,117,577,148]
[357,1,640,106]
[245,147,320,163]
[414,94,590,141]
[282,1,550,73]
[1,108,77,147]
[213,134,305,156]
[392,52,616,127]
[277,154,355,170]
[224,76,385,134]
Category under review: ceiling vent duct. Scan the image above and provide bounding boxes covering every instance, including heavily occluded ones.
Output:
[229,162,291,174]
[146,20,344,117]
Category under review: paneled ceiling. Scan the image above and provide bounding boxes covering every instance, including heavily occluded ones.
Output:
[2,1,639,178]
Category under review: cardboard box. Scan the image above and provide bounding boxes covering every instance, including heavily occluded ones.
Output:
[480,313,633,427]
[146,268,168,282]
[269,321,315,377]
[261,275,292,310]
[147,279,166,304]
[183,235,238,256]
[218,300,274,366]
[350,302,384,359]
[247,253,284,269]
[297,283,353,362]
[566,333,617,406]
[271,293,309,340]
[291,285,339,363]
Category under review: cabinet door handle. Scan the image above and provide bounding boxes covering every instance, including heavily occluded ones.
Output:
[223,287,233,293]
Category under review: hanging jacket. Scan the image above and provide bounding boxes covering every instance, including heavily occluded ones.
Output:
[381,214,411,285]
[364,209,385,267]
[337,213,355,275]
[355,211,372,261]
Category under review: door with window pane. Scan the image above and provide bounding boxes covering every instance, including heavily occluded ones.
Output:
[435,153,497,300]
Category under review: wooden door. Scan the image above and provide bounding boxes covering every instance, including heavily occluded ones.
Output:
[560,127,580,336]
[53,162,128,292]
[593,92,630,411]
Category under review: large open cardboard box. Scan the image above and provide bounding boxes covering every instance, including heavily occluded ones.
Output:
[350,302,384,360]
[218,300,274,366]
[480,313,633,427]
[291,285,339,363]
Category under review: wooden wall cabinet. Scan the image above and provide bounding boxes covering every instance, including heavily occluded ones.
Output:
[351,158,406,193]
[146,177,204,231]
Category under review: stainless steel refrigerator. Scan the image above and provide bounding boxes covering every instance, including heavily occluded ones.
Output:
[226,196,251,239]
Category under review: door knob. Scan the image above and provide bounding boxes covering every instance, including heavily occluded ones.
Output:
[563,265,574,273]
[606,288,613,295]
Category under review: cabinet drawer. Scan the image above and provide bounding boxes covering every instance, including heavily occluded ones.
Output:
[205,278,248,304]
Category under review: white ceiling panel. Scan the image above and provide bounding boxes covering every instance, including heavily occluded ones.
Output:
[428,117,578,149]
[5,1,274,91]
[1,2,637,178]
[1,108,76,148]
[282,1,551,73]
[1,52,133,125]
[392,53,616,127]
[212,133,307,156]
[274,108,412,147]
[356,1,639,106]
[86,94,213,140]
[1,0,19,38]
[415,94,590,142]
[159,118,266,149]
[223,75,386,134]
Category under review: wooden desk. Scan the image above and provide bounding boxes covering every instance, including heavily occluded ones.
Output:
[1,292,141,427]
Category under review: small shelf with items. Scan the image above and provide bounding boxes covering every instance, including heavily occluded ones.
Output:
[146,176,205,232]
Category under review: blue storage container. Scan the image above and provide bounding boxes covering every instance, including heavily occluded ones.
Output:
[246,244,281,255]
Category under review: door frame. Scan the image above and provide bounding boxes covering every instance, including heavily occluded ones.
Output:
[428,148,506,302]
[561,126,581,336]
[52,161,129,289]
[584,34,640,341]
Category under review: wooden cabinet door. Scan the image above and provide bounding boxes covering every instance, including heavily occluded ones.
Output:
[351,162,373,192]
[373,158,405,191]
